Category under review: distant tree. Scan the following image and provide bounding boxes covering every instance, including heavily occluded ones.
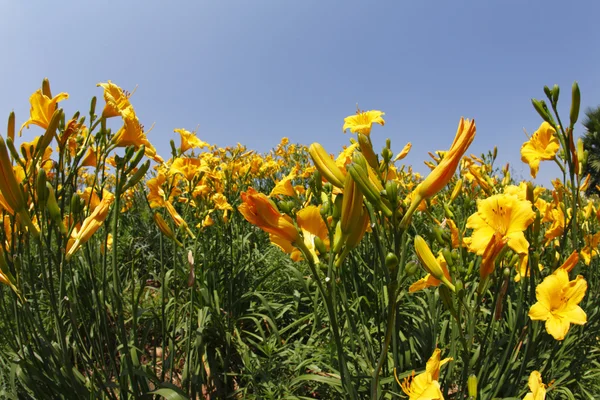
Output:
[581,106,600,195]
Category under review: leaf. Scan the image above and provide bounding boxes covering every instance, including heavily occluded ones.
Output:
[148,388,189,400]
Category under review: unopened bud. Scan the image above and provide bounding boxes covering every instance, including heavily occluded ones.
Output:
[42,78,52,98]
[414,235,454,291]
[531,99,552,124]
[385,252,399,271]
[468,374,478,399]
[570,81,580,127]
[7,112,15,142]
[357,133,379,170]
[405,261,418,276]
[551,84,560,105]
[36,169,48,207]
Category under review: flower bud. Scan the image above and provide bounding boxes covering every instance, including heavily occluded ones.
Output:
[153,213,183,247]
[385,252,399,271]
[414,235,455,291]
[543,85,552,100]
[467,374,478,399]
[385,181,398,206]
[36,169,48,208]
[70,192,82,216]
[42,77,52,98]
[7,112,15,142]
[450,179,462,203]
[405,261,418,277]
[90,96,97,118]
[309,143,345,188]
[531,99,553,124]
[570,81,580,127]
[46,182,67,235]
[340,174,364,235]
[357,133,379,171]
[551,84,560,105]
[442,248,454,269]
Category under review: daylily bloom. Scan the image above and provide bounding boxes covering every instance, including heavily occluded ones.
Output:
[270,205,329,263]
[520,122,560,179]
[514,254,543,282]
[465,194,535,255]
[112,106,163,163]
[581,232,600,265]
[543,205,566,245]
[97,81,133,118]
[523,370,546,400]
[397,348,452,400]
[66,192,115,259]
[528,268,587,340]
[556,251,579,273]
[409,252,451,293]
[342,110,385,136]
[238,187,300,244]
[175,128,209,153]
[19,88,69,134]
[170,157,207,183]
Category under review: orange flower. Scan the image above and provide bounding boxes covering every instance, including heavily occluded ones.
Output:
[270,205,329,262]
[401,118,475,227]
[417,118,476,199]
[238,187,299,243]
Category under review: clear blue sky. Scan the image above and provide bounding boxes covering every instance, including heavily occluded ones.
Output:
[1,1,599,186]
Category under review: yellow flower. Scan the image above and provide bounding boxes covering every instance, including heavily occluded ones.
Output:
[19,89,69,134]
[413,235,455,291]
[466,194,535,255]
[170,157,207,183]
[520,122,560,179]
[397,348,452,400]
[528,268,587,340]
[409,253,451,293]
[393,142,412,162]
[523,371,546,400]
[175,128,209,153]
[97,81,133,118]
[112,107,163,163]
[342,110,385,136]
[581,233,600,265]
[543,205,565,245]
[66,192,115,259]
[514,254,543,283]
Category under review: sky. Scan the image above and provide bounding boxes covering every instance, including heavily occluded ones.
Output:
[1,1,599,187]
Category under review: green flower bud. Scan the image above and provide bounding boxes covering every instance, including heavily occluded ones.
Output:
[385,252,399,271]
[570,81,580,127]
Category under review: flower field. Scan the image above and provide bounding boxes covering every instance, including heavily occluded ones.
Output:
[0,79,598,399]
